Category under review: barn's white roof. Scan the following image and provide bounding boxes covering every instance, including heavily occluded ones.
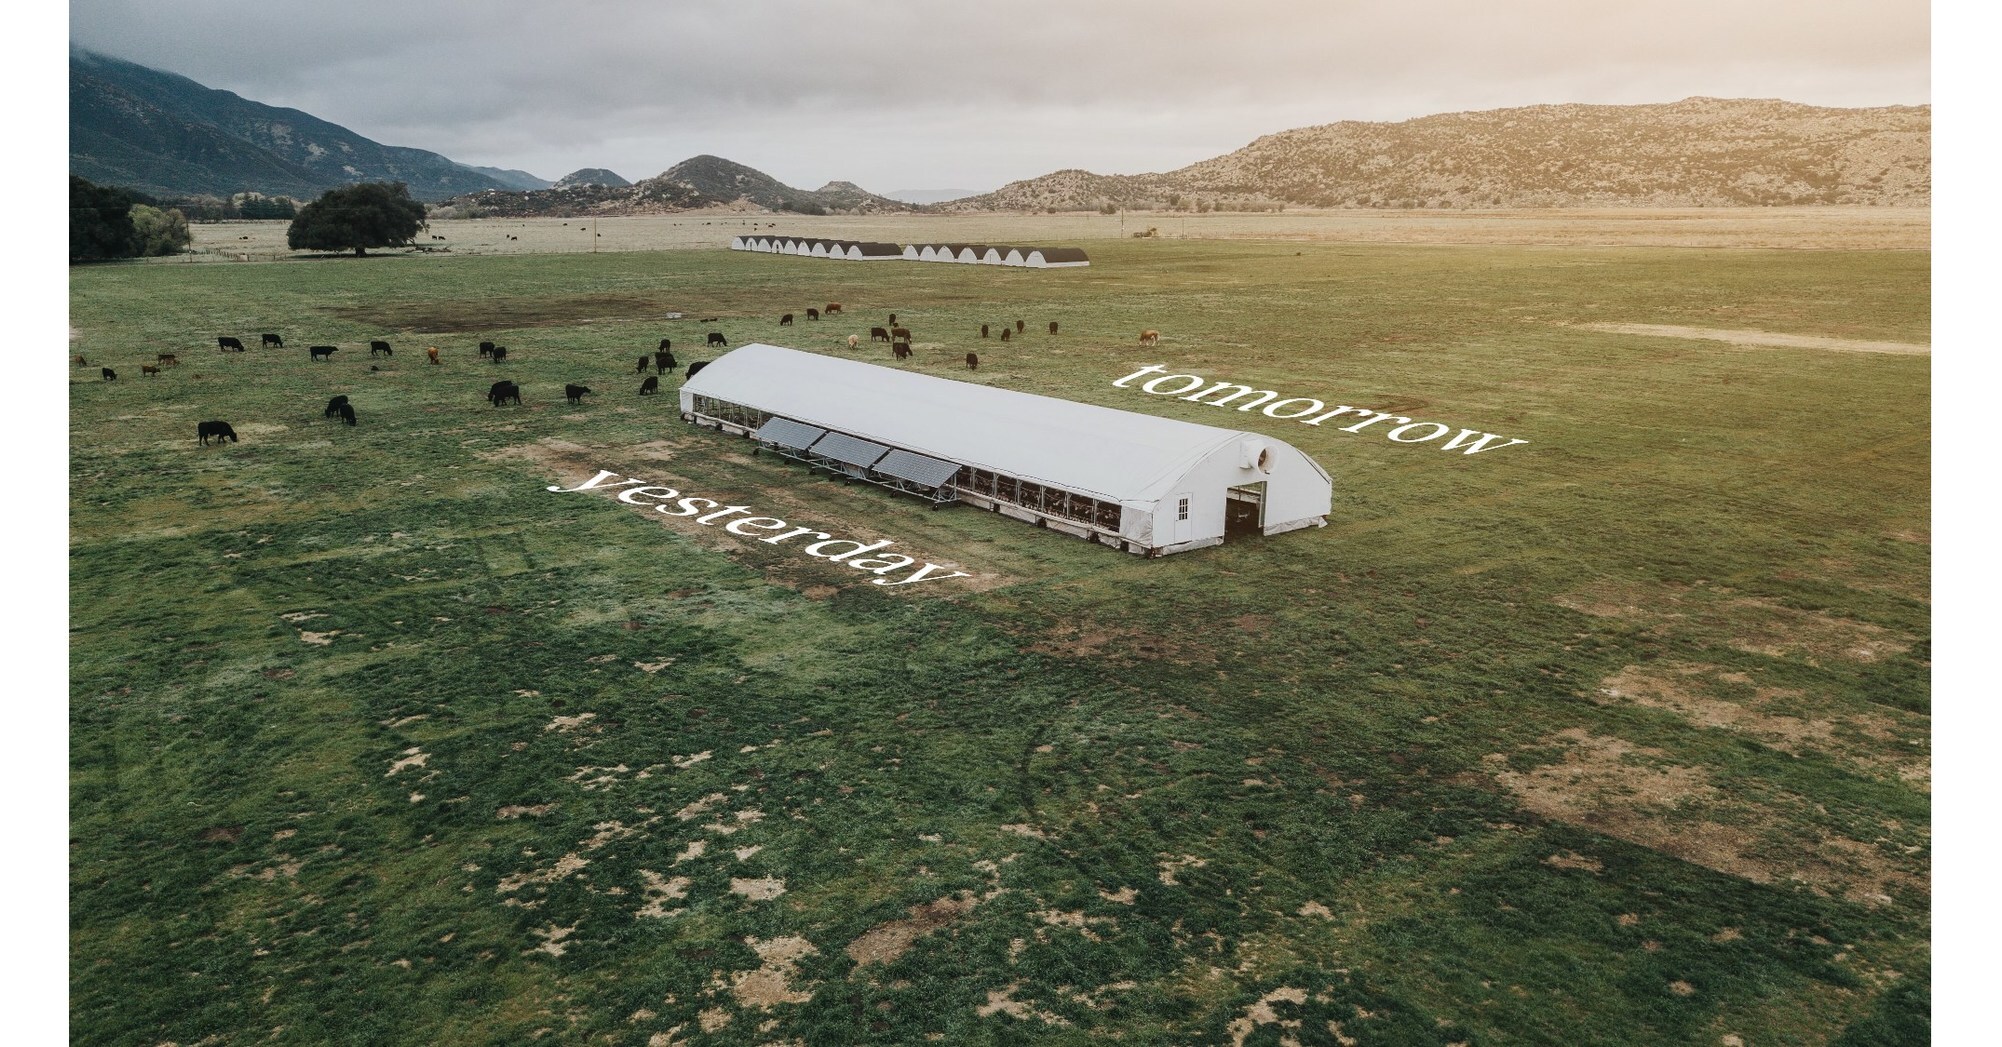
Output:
[682,344,1321,505]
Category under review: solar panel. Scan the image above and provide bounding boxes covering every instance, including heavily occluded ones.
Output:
[754,417,826,451]
[874,449,961,489]
[811,431,890,468]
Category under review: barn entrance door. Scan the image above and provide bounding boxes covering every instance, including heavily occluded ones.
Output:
[1170,493,1194,543]
[1225,482,1266,540]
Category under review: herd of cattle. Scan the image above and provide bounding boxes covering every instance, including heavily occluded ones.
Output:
[78,307,1162,447]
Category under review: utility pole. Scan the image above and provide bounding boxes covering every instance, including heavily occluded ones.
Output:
[592,215,598,253]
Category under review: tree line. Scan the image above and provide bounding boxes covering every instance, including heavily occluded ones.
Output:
[70,178,432,261]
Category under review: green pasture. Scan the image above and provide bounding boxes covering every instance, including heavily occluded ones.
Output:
[70,237,1929,1045]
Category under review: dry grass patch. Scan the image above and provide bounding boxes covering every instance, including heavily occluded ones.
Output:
[1574,322,1928,355]
[845,892,980,967]
[1556,582,1910,664]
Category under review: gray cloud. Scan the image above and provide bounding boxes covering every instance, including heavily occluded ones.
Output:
[71,0,1928,192]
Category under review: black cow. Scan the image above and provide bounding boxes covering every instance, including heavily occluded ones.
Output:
[370,340,393,357]
[1000,328,1010,342]
[325,394,350,418]
[893,342,912,361]
[685,361,709,380]
[488,381,521,407]
[1015,319,1025,334]
[309,345,338,361]
[658,338,672,351]
[218,336,245,352]
[656,349,676,373]
[101,367,116,381]
[565,384,593,404]
[980,324,989,338]
[637,355,652,373]
[779,313,793,326]
[197,421,238,445]
[967,352,979,370]
[700,317,719,323]
[888,313,897,327]
[261,333,283,348]
[806,308,819,321]
[336,403,357,426]
[871,327,891,343]
[706,333,726,347]
[639,376,659,395]
[491,346,508,362]
[479,341,495,358]
[1048,321,1059,335]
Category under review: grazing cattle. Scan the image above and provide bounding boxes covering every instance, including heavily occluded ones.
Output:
[980,324,989,338]
[479,341,495,357]
[491,346,508,363]
[658,338,672,351]
[967,352,979,370]
[847,334,859,350]
[706,332,726,347]
[637,355,652,373]
[639,375,660,395]
[806,308,819,321]
[656,350,676,373]
[1140,330,1160,346]
[700,317,719,323]
[426,346,440,365]
[218,336,245,352]
[1000,329,1010,342]
[309,345,338,361]
[565,384,593,404]
[487,380,521,407]
[824,303,842,314]
[337,403,357,426]
[157,353,178,366]
[871,327,891,343]
[325,395,350,418]
[101,367,116,381]
[686,361,709,379]
[370,340,392,357]
[261,333,283,348]
[892,341,912,361]
[197,421,238,445]
[1015,320,1025,333]
[140,365,161,377]
[888,313,897,327]
[1049,321,1059,335]
[74,355,87,367]
[890,327,911,342]
[779,313,793,326]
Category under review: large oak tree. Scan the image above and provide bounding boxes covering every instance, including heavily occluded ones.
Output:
[287,181,427,256]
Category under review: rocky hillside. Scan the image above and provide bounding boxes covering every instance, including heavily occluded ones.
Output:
[70,49,515,202]
[944,98,1930,211]
[441,156,912,217]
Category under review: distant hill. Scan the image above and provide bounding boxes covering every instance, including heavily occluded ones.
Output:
[942,98,1930,211]
[463,165,553,191]
[70,48,515,202]
[443,155,912,217]
[884,188,990,205]
[554,168,630,188]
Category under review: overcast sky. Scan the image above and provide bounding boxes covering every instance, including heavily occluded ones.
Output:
[69,0,1929,194]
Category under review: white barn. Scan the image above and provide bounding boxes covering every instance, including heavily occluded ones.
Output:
[679,344,1332,556]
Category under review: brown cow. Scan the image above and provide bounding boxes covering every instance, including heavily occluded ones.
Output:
[966,352,979,370]
[890,327,911,342]
[1140,330,1160,346]
[806,308,820,321]
[1015,320,1024,333]
[157,354,178,366]
[824,303,842,314]
[73,355,87,367]
[140,365,161,377]
[980,324,988,338]
[1000,329,1010,342]
[1048,321,1059,335]
[426,346,440,365]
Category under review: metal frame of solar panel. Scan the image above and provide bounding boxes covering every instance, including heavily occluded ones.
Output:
[872,449,963,505]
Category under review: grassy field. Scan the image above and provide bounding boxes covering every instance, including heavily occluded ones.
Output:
[70,228,1929,1045]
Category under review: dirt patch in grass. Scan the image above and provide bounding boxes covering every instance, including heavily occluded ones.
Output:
[1493,729,1924,902]
[1226,986,1309,1047]
[727,936,818,1009]
[730,877,787,901]
[846,892,980,967]
[1595,662,1926,788]
[1555,581,1909,663]
[636,870,690,919]
[1575,323,1929,355]
[496,804,556,819]
[976,982,1069,1026]
[497,852,590,894]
